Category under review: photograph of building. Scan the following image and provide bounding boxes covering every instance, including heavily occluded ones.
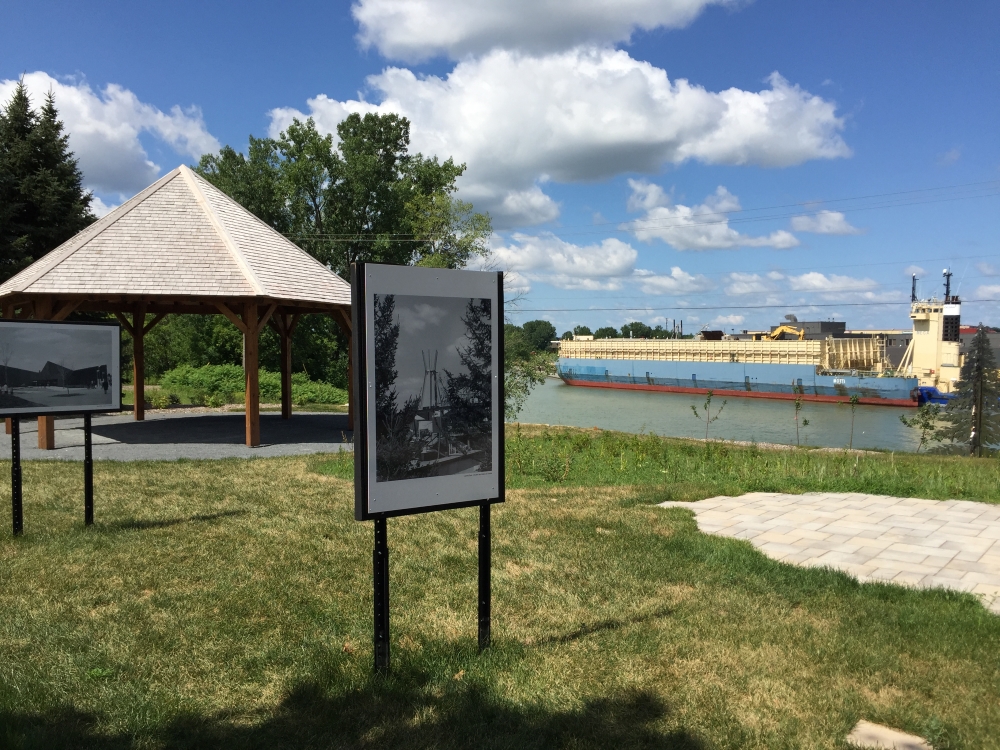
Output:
[0,323,119,413]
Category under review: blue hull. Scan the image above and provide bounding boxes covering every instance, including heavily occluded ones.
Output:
[557,358,918,405]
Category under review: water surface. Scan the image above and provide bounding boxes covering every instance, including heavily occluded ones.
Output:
[515,377,920,452]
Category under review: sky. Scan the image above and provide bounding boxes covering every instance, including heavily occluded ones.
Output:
[2,0,998,335]
[0,325,113,371]
[386,294,485,405]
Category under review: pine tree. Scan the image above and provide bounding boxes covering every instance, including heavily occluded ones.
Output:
[936,325,1000,456]
[0,82,94,282]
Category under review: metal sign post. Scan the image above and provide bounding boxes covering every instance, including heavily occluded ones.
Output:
[373,517,390,673]
[10,417,21,536]
[478,502,491,651]
[84,413,93,526]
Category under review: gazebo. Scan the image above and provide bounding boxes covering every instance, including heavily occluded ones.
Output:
[0,165,352,448]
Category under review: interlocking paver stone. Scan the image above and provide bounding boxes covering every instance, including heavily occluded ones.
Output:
[660,492,1000,614]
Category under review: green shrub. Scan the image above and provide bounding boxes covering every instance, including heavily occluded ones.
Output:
[148,391,180,409]
[160,365,347,406]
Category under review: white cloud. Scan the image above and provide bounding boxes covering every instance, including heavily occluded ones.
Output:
[786,271,879,294]
[0,72,220,196]
[789,210,860,235]
[975,262,999,277]
[936,147,961,166]
[88,195,118,218]
[974,285,1000,299]
[353,0,737,62]
[723,270,892,302]
[710,314,745,327]
[624,181,800,250]
[904,265,927,277]
[637,266,715,294]
[488,233,638,291]
[269,52,850,227]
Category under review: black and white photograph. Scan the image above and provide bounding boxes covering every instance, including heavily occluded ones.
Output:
[0,321,121,415]
[373,293,492,483]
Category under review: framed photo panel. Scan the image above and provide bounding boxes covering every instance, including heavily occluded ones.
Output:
[352,263,504,519]
[0,319,122,417]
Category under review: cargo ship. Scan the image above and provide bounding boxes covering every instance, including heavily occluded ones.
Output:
[556,274,963,407]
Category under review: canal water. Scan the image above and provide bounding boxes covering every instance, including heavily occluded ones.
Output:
[515,377,921,452]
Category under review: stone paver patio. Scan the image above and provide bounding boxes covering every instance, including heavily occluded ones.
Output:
[659,492,1000,613]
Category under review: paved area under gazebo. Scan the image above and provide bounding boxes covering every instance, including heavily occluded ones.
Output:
[0,411,353,461]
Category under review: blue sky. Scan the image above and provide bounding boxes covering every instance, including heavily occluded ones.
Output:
[3,0,998,334]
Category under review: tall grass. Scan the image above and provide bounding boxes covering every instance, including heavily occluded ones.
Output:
[501,424,1000,503]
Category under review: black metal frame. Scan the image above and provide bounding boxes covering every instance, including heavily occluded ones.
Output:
[2,319,119,535]
[351,263,505,673]
[0,318,123,419]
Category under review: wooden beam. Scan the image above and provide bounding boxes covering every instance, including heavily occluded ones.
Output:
[279,315,292,420]
[257,302,278,332]
[133,302,147,421]
[288,313,301,336]
[331,307,352,336]
[35,298,56,450]
[114,312,135,337]
[142,312,167,335]
[244,302,260,447]
[51,299,81,321]
[216,301,248,335]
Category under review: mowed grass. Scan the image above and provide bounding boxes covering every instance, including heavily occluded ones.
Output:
[0,427,997,748]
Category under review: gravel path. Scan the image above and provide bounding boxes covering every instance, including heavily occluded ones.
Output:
[661,492,1000,613]
[0,411,353,461]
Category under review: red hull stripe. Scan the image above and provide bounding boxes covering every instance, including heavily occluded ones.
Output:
[561,379,917,407]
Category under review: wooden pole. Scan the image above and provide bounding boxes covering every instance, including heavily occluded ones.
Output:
[279,315,292,420]
[244,302,260,447]
[133,303,146,421]
[35,297,55,449]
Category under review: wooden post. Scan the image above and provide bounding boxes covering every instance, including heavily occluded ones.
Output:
[245,302,260,447]
[35,297,55,449]
[279,315,292,420]
[133,303,146,421]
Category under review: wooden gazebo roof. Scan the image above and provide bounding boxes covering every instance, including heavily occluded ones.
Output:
[0,165,350,315]
[0,165,353,448]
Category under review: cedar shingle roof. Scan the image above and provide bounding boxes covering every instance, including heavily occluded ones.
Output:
[0,165,350,307]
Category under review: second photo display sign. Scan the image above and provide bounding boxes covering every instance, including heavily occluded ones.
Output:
[352,263,503,519]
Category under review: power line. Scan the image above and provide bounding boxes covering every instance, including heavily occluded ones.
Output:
[266,179,1000,241]
[510,298,1000,313]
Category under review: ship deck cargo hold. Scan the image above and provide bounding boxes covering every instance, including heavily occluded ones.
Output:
[557,338,918,406]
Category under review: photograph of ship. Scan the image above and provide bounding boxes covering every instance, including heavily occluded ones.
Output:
[0,322,119,413]
[373,293,492,482]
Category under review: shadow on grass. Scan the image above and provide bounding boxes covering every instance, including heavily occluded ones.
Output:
[537,605,675,646]
[1,671,704,750]
[105,510,247,531]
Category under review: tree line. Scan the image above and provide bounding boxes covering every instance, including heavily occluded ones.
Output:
[562,322,692,340]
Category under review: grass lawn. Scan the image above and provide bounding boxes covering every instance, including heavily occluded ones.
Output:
[1,426,999,748]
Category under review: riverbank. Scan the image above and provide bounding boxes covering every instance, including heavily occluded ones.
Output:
[518,376,921,451]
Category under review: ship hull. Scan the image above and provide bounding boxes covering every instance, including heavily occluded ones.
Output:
[557,358,918,407]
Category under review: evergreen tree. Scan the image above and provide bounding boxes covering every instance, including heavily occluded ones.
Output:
[445,298,493,470]
[0,83,93,282]
[936,325,1000,456]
